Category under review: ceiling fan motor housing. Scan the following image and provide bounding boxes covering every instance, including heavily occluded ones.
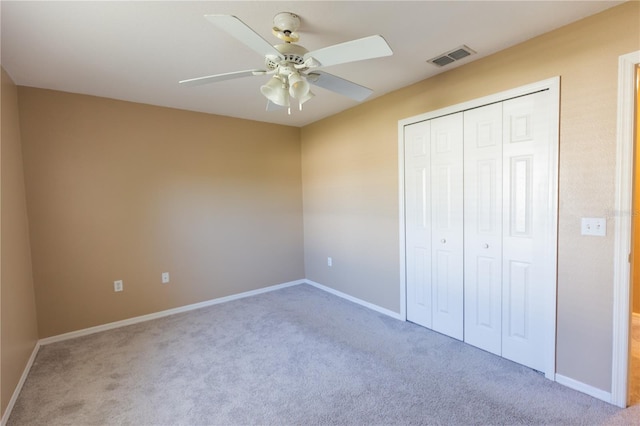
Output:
[266,43,309,74]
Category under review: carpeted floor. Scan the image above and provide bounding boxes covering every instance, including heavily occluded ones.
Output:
[7,284,640,425]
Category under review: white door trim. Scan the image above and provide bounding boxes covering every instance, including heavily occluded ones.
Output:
[398,77,560,379]
[611,50,640,408]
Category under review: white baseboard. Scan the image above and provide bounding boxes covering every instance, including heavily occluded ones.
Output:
[1,342,40,426]
[555,374,612,404]
[39,279,306,345]
[305,279,403,320]
[33,277,400,345]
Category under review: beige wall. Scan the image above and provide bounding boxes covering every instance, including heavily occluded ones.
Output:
[301,2,640,392]
[1,69,39,417]
[18,88,304,338]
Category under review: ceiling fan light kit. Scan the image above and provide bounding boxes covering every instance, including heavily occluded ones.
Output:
[180,11,393,115]
[260,76,290,107]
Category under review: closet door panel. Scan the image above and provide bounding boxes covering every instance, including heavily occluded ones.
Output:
[404,121,432,328]
[463,103,503,355]
[430,113,464,340]
[501,91,551,373]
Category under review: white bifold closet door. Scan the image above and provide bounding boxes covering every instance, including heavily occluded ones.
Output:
[463,92,551,371]
[499,92,552,372]
[463,102,503,356]
[430,113,464,340]
[405,120,433,328]
[405,90,553,373]
[405,113,464,340]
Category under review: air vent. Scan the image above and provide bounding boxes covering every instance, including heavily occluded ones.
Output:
[428,45,476,67]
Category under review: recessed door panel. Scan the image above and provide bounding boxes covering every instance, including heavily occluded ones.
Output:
[509,156,533,238]
[413,247,430,309]
[477,159,498,233]
[435,165,454,229]
[434,250,452,313]
[506,260,531,340]
[475,256,497,327]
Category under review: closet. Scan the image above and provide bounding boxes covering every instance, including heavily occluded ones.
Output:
[403,85,558,374]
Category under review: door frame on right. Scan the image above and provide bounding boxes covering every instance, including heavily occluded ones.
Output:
[397,77,560,380]
[611,50,640,408]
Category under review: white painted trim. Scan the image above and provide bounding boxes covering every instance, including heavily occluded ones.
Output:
[398,77,561,128]
[544,78,561,381]
[39,279,305,345]
[397,77,560,380]
[1,342,40,426]
[39,278,402,346]
[398,120,407,321]
[305,280,404,320]
[555,374,612,404]
[611,49,640,408]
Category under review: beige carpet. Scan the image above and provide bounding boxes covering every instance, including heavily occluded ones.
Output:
[7,284,640,425]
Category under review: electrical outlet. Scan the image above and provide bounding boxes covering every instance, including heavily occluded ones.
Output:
[162,272,170,284]
[327,257,332,267]
[114,280,123,292]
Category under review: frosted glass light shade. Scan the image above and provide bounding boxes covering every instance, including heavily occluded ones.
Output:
[261,77,289,107]
[288,72,309,99]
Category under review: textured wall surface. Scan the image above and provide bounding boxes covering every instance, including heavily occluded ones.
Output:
[301,2,640,392]
[18,88,304,338]
[1,68,39,417]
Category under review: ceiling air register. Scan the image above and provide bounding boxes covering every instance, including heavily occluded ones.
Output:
[428,45,476,67]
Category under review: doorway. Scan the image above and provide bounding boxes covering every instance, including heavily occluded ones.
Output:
[611,50,640,408]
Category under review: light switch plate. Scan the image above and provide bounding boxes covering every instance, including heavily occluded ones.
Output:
[581,217,606,236]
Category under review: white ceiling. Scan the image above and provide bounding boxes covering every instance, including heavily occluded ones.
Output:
[1,1,624,127]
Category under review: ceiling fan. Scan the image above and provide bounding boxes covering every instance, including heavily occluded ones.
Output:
[179,12,393,114]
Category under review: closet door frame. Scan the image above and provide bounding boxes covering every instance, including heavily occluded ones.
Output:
[398,77,560,380]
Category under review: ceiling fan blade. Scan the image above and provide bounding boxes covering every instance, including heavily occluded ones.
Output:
[307,71,373,102]
[205,15,284,59]
[304,35,392,68]
[179,69,264,87]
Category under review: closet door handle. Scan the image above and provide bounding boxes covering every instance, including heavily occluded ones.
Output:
[440,239,446,244]
[483,243,489,249]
